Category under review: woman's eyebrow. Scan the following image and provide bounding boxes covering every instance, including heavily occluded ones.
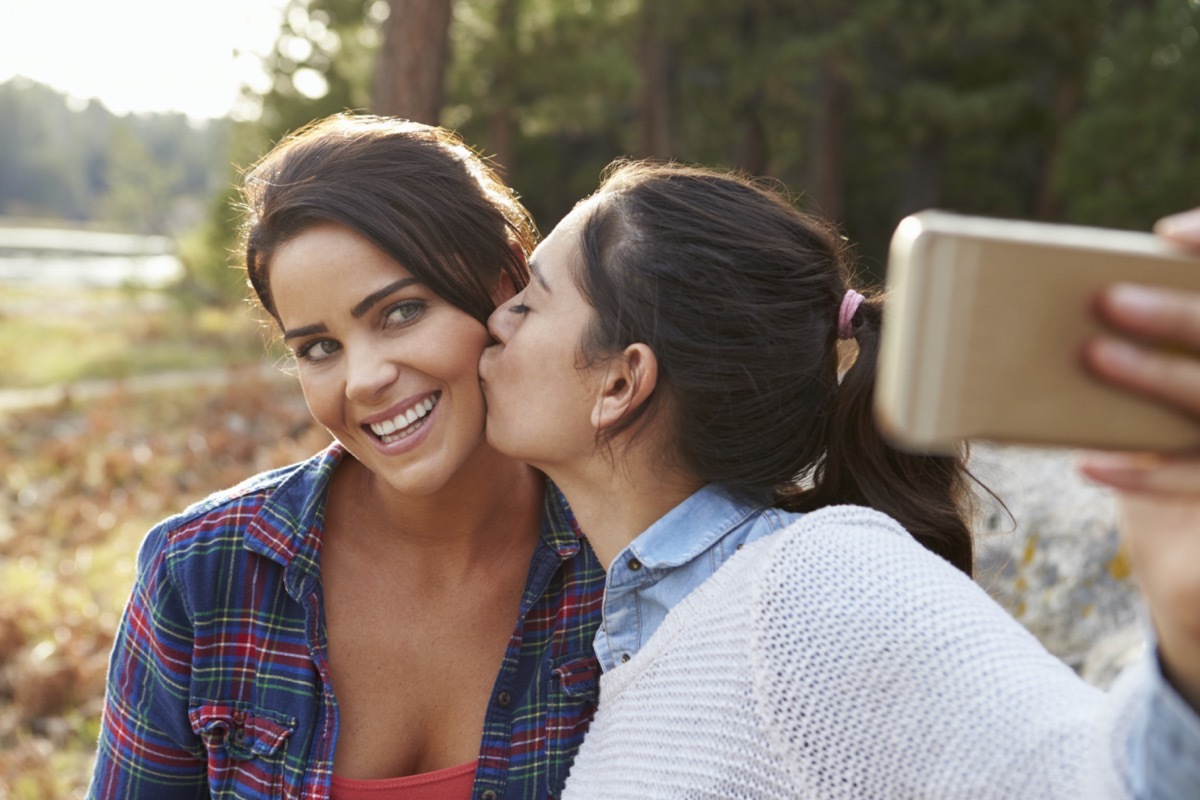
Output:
[530,261,552,293]
[283,323,328,341]
[282,278,421,340]
[351,278,421,317]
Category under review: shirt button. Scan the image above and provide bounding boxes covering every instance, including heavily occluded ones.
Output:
[496,690,512,708]
[628,558,642,571]
[621,653,631,663]
[481,791,499,800]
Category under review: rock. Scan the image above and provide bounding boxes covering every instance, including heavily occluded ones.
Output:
[969,443,1145,687]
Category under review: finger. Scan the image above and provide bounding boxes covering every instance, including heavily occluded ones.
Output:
[1083,336,1200,417]
[1155,207,1200,252]
[1078,451,1200,494]
[1095,283,1200,349]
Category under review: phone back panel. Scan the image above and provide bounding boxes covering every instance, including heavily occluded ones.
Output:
[876,210,1200,452]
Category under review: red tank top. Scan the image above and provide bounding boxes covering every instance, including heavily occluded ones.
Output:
[330,760,478,800]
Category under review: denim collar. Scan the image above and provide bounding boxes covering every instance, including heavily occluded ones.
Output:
[617,483,766,574]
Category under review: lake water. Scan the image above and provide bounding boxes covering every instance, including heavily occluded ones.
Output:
[0,225,184,289]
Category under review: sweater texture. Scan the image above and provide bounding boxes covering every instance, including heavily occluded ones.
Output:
[561,505,1141,799]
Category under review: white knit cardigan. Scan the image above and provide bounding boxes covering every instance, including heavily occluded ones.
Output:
[561,505,1143,799]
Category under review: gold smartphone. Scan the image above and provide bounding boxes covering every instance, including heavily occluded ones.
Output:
[875,210,1200,453]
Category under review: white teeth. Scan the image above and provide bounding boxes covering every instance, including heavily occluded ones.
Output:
[368,395,439,438]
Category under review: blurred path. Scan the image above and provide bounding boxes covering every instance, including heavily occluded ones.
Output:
[0,363,289,415]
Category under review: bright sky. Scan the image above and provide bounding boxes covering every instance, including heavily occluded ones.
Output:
[0,0,289,120]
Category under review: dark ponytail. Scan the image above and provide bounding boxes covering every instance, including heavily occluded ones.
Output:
[576,160,975,575]
[779,295,974,575]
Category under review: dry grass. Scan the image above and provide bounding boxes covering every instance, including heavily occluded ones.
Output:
[0,371,330,798]
[0,285,275,389]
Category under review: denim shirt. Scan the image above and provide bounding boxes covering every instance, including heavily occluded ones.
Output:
[592,484,1200,798]
[1133,649,1200,799]
[592,484,800,672]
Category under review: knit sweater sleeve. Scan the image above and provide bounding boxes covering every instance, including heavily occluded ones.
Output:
[749,505,1136,799]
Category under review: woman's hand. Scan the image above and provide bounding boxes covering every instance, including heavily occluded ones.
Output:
[1078,207,1200,712]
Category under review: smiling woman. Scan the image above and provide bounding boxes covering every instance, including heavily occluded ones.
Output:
[270,221,497,498]
[86,114,606,800]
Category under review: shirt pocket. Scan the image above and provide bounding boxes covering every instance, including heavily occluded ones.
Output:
[545,655,601,798]
[189,701,296,796]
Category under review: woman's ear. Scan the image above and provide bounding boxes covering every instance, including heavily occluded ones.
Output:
[491,271,519,305]
[490,244,528,304]
[592,343,659,431]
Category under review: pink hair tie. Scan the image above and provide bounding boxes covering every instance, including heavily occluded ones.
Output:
[837,289,865,339]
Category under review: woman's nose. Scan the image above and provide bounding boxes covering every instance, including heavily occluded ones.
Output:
[487,302,512,344]
[344,342,399,401]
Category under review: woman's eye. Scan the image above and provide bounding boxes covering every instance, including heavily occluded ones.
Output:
[296,339,340,362]
[509,303,530,315]
[385,300,426,326]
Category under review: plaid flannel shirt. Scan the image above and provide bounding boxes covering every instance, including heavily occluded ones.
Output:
[88,443,605,800]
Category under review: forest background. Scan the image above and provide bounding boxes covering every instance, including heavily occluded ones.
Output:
[1,0,1199,796]
[8,0,1200,282]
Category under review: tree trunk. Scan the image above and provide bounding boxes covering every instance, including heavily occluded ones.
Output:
[806,54,850,221]
[637,4,673,159]
[487,0,521,175]
[372,0,454,124]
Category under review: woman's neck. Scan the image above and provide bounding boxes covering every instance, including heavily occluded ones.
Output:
[549,453,703,571]
[333,446,543,569]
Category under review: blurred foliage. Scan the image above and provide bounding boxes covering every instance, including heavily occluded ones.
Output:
[0,375,329,798]
[0,272,303,798]
[1054,0,1200,227]
[177,0,388,307]
[11,0,1198,294]
[253,0,383,137]
[441,0,1200,274]
[0,79,231,235]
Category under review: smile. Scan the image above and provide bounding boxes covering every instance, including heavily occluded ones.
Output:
[366,393,439,443]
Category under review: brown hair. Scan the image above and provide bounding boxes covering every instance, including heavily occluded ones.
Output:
[574,160,974,575]
[240,113,537,324]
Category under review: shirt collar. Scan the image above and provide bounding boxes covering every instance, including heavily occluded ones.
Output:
[242,443,344,600]
[541,478,586,560]
[625,483,766,569]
